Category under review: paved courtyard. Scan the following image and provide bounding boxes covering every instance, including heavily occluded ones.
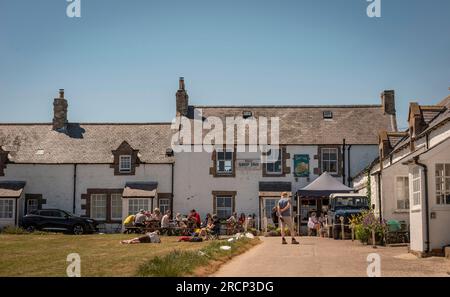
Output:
[213,236,450,277]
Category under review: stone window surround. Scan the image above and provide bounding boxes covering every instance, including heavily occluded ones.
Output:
[314,145,342,177]
[210,146,236,177]
[81,189,123,223]
[24,194,46,214]
[212,191,237,216]
[157,193,174,215]
[111,141,140,176]
[262,146,291,177]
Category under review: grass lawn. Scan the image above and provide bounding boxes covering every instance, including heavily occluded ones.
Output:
[0,234,210,277]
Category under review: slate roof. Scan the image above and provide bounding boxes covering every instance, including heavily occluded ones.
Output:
[188,104,396,145]
[391,98,450,152]
[0,123,174,164]
[122,182,158,198]
[0,181,26,198]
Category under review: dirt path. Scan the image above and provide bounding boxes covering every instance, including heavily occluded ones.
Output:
[213,236,450,277]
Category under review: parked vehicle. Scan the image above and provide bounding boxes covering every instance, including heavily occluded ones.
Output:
[328,193,369,239]
[21,209,98,235]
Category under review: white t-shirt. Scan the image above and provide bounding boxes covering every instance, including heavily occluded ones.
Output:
[161,214,170,228]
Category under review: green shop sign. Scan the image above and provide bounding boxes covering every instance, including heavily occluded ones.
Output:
[293,154,310,177]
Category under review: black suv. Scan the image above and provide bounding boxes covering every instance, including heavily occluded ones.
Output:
[21,209,98,235]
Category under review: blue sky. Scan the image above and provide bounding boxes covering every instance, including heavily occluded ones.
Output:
[0,0,449,129]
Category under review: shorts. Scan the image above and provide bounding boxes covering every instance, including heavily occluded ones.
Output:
[138,235,151,243]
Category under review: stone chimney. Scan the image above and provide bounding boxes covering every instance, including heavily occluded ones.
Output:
[176,77,189,117]
[381,90,395,115]
[53,89,68,131]
[381,90,398,131]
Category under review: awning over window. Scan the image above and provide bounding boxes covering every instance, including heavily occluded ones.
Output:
[0,181,26,198]
[122,182,158,198]
[297,172,353,198]
[258,181,292,198]
[259,191,292,197]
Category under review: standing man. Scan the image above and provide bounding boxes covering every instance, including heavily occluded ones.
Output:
[277,192,299,245]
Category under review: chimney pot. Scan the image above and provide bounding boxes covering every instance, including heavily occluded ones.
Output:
[59,89,65,98]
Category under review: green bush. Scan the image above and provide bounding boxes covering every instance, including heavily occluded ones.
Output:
[355,224,370,243]
[350,210,387,245]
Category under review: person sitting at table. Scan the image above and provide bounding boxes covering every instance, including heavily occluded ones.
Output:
[134,209,146,227]
[238,213,246,232]
[151,208,162,221]
[188,209,201,228]
[161,210,171,228]
[307,212,320,236]
[210,214,221,238]
[175,213,187,228]
[201,213,213,228]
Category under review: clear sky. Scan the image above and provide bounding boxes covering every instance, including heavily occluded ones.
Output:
[0,0,449,129]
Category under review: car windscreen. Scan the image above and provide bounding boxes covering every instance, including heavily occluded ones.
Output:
[334,197,368,208]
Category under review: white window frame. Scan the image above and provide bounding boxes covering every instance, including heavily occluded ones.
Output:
[0,199,14,219]
[411,167,421,207]
[90,194,107,221]
[265,149,283,175]
[216,196,233,219]
[395,176,410,210]
[321,147,338,174]
[110,193,123,221]
[435,163,450,205]
[128,198,150,216]
[158,198,171,215]
[216,149,234,174]
[26,199,39,214]
[119,155,132,173]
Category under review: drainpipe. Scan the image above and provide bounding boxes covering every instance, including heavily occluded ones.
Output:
[73,164,77,214]
[413,156,430,253]
[171,163,174,217]
[377,172,382,222]
[347,145,352,186]
[342,139,346,185]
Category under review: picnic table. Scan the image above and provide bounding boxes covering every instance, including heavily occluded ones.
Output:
[123,219,190,235]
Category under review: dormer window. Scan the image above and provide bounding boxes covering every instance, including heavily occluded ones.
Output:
[323,111,333,119]
[111,141,139,175]
[243,111,253,119]
[119,155,132,173]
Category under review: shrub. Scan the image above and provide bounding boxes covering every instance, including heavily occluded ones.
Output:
[350,210,387,245]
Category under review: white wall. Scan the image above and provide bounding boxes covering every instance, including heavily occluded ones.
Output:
[380,163,410,223]
[422,139,450,251]
[76,164,172,215]
[0,163,172,221]
[1,164,75,212]
[174,144,379,220]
